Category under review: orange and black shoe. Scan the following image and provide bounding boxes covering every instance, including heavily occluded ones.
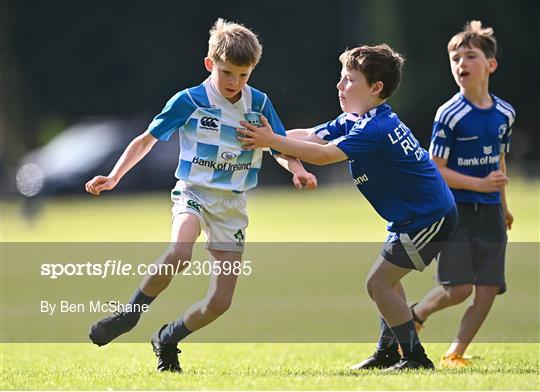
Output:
[440,353,471,368]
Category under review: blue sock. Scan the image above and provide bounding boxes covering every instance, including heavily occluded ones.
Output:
[376,317,399,352]
[390,319,425,359]
[125,287,155,321]
[158,315,193,344]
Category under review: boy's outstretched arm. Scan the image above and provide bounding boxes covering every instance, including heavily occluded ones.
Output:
[273,154,317,189]
[237,116,347,165]
[85,131,158,195]
[286,128,327,145]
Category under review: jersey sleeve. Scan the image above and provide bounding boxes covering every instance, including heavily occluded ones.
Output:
[261,96,286,137]
[147,90,198,141]
[498,102,516,154]
[313,113,358,141]
[429,106,456,160]
[330,119,380,159]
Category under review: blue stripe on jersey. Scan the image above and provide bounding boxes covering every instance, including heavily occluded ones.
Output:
[244,168,260,189]
[211,169,234,185]
[178,160,192,179]
[249,87,267,113]
[236,150,254,164]
[220,124,239,145]
[185,118,198,135]
[187,84,210,107]
[196,142,219,160]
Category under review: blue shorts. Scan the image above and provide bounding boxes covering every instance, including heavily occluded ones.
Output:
[381,206,458,271]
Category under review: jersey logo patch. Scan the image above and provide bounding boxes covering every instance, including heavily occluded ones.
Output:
[483,145,493,155]
[200,116,219,131]
[435,129,446,138]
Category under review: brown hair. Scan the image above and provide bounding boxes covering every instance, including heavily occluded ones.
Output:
[208,18,262,67]
[339,44,405,99]
[448,20,497,58]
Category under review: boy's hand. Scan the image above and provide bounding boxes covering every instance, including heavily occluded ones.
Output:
[503,208,514,230]
[477,170,508,192]
[237,115,276,150]
[85,175,118,196]
[292,171,318,190]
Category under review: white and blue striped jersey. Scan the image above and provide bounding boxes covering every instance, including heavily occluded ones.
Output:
[315,104,455,233]
[148,78,286,193]
[429,93,515,204]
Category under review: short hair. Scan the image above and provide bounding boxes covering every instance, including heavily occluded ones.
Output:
[448,20,497,59]
[207,18,262,67]
[339,44,405,99]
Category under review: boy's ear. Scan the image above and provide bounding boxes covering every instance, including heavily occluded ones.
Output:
[372,81,384,96]
[204,57,214,72]
[488,57,498,74]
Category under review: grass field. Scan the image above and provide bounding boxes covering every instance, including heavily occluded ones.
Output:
[1,179,539,390]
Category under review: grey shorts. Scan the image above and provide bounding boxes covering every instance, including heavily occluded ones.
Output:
[436,203,507,294]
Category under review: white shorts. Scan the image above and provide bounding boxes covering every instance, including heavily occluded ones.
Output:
[171,181,248,252]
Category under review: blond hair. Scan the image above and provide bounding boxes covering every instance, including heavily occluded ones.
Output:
[339,44,405,99]
[448,20,497,58]
[208,18,262,67]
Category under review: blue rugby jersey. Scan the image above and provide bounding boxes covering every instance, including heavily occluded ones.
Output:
[148,78,286,192]
[315,104,455,233]
[429,93,515,204]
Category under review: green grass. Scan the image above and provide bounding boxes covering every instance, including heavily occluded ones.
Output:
[1,343,539,390]
[1,179,539,390]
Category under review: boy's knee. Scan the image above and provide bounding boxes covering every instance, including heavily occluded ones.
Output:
[166,245,192,267]
[365,275,379,300]
[445,284,473,303]
[205,295,232,316]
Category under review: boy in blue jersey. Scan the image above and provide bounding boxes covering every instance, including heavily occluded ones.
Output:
[237,44,457,371]
[85,18,316,372]
[410,21,515,368]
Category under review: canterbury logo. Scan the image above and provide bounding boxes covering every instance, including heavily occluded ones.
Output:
[200,116,219,130]
[483,145,493,155]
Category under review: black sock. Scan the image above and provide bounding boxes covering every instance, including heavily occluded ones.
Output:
[126,287,155,321]
[376,317,399,352]
[389,319,425,359]
[158,315,193,344]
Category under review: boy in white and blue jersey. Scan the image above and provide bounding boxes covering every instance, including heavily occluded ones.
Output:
[238,45,457,371]
[411,21,515,368]
[85,19,316,372]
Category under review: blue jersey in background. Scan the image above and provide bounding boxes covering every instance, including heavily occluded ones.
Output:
[429,93,515,204]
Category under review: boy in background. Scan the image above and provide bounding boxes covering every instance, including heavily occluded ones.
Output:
[411,20,515,368]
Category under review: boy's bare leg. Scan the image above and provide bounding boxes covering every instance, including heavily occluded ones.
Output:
[89,213,200,346]
[413,284,473,323]
[154,250,241,346]
[182,250,241,331]
[365,257,432,367]
[140,213,201,297]
[446,285,499,356]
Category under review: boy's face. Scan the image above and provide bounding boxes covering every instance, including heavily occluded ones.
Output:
[449,46,497,89]
[336,66,383,114]
[204,58,254,103]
